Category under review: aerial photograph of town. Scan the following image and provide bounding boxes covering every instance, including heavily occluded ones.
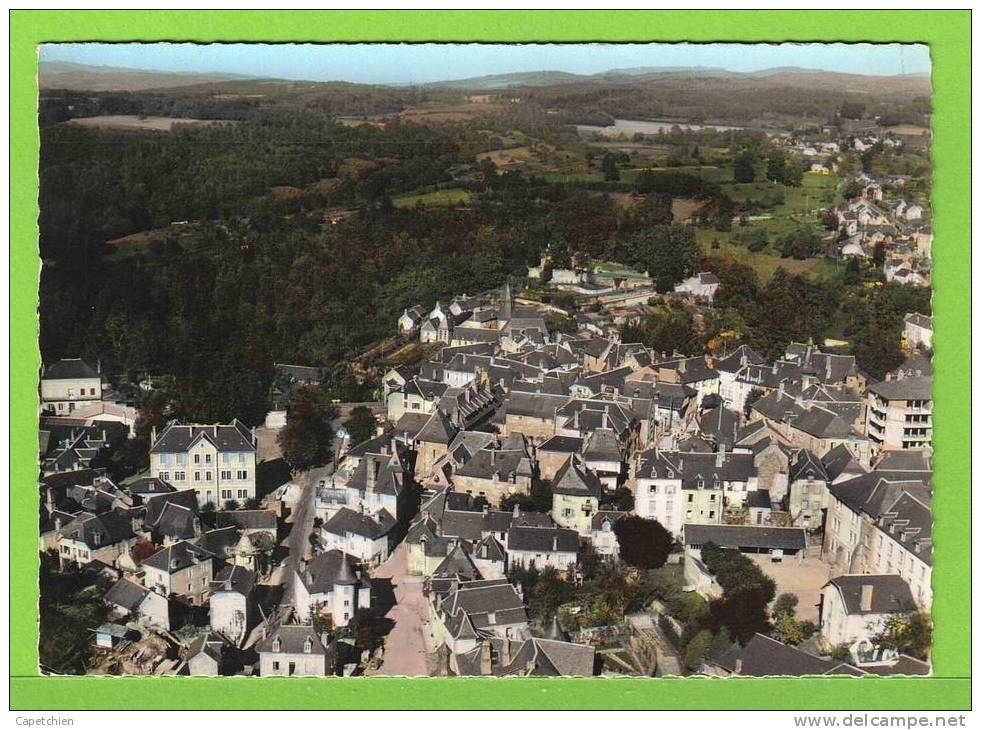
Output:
[36,42,934,679]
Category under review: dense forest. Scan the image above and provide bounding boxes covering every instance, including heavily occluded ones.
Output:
[39,80,930,427]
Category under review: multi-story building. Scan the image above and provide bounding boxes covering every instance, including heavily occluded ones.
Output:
[40,358,103,414]
[149,422,257,508]
[865,376,932,452]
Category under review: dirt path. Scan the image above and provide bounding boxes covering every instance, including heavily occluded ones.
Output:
[372,544,431,677]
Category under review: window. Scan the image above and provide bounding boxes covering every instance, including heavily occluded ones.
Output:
[237,470,248,480]
[238,489,248,499]
[158,472,169,481]
[709,510,716,519]
[205,471,212,481]
[174,471,185,481]
[205,454,212,464]
[90,387,96,395]
[194,454,201,465]
[273,661,280,671]
[194,472,201,481]
[221,490,232,500]
[221,470,232,480]
[687,494,694,503]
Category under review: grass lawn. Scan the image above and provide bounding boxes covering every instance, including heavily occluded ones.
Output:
[392,187,473,208]
[697,228,825,282]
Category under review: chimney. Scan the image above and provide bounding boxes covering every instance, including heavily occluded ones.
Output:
[772,362,778,375]
[490,450,496,466]
[367,458,377,489]
[480,641,493,675]
[552,535,558,552]
[716,445,725,467]
[513,503,520,518]
[679,359,687,374]
[860,584,874,612]
[734,658,743,675]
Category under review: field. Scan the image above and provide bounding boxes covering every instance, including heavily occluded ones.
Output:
[393,188,473,208]
[64,115,237,132]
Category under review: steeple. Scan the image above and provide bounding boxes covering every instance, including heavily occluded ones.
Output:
[501,281,512,322]
[544,614,568,642]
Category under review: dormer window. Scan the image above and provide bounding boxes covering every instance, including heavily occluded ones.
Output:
[303,637,313,654]
[272,636,282,652]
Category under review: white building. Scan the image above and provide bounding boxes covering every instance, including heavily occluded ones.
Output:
[865,376,932,452]
[292,549,371,627]
[256,625,331,677]
[149,422,257,508]
[40,358,103,414]
[209,565,255,646]
[673,272,720,302]
[903,313,933,351]
[819,574,917,663]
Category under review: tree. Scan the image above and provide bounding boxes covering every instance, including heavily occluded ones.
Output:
[530,477,554,513]
[608,486,634,512]
[843,258,862,285]
[783,156,804,187]
[278,386,337,471]
[872,241,887,269]
[873,612,933,660]
[772,593,799,618]
[772,611,807,645]
[613,516,674,569]
[601,152,620,182]
[744,387,766,419]
[621,225,700,293]
[734,150,757,183]
[344,406,376,446]
[766,148,787,183]
[707,586,773,644]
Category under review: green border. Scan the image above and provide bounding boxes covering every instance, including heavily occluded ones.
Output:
[10,9,971,710]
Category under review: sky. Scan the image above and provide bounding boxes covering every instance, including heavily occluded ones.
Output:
[39,42,930,85]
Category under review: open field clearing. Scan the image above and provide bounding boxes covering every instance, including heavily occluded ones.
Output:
[393,188,473,208]
[64,115,237,132]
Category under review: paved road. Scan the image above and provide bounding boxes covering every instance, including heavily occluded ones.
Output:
[372,544,430,677]
[271,424,346,610]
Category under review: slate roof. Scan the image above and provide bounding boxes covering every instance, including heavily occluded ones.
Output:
[822,444,865,482]
[714,345,766,374]
[591,510,629,531]
[127,478,176,498]
[105,578,151,612]
[713,633,838,676]
[904,313,932,329]
[322,507,396,540]
[416,409,459,445]
[582,428,622,464]
[505,392,569,420]
[144,490,199,526]
[684,524,807,551]
[826,574,916,615]
[149,501,199,541]
[196,527,242,559]
[298,549,363,593]
[790,450,829,483]
[210,564,256,596]
[538,435,584,454]
[551,457,603,499]
[455,447,533,482]
[150,422,255,454]
[43,358,99,380]
[829,474,930,522]
[634,449,756,488]
[346,450,406,497]
[507,525,580,553]
[869,376,932,401]
[256,625,328,655]
[875,450,931,474]
[142,540,213,573]
[497,637,596,677]
[59,510,135,549]
[698,406,741,448]
[216,510,277,532]
[877,491,932,566]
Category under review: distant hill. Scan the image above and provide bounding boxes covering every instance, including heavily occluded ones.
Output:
[426,65,930,96]
[39,61,262,92]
